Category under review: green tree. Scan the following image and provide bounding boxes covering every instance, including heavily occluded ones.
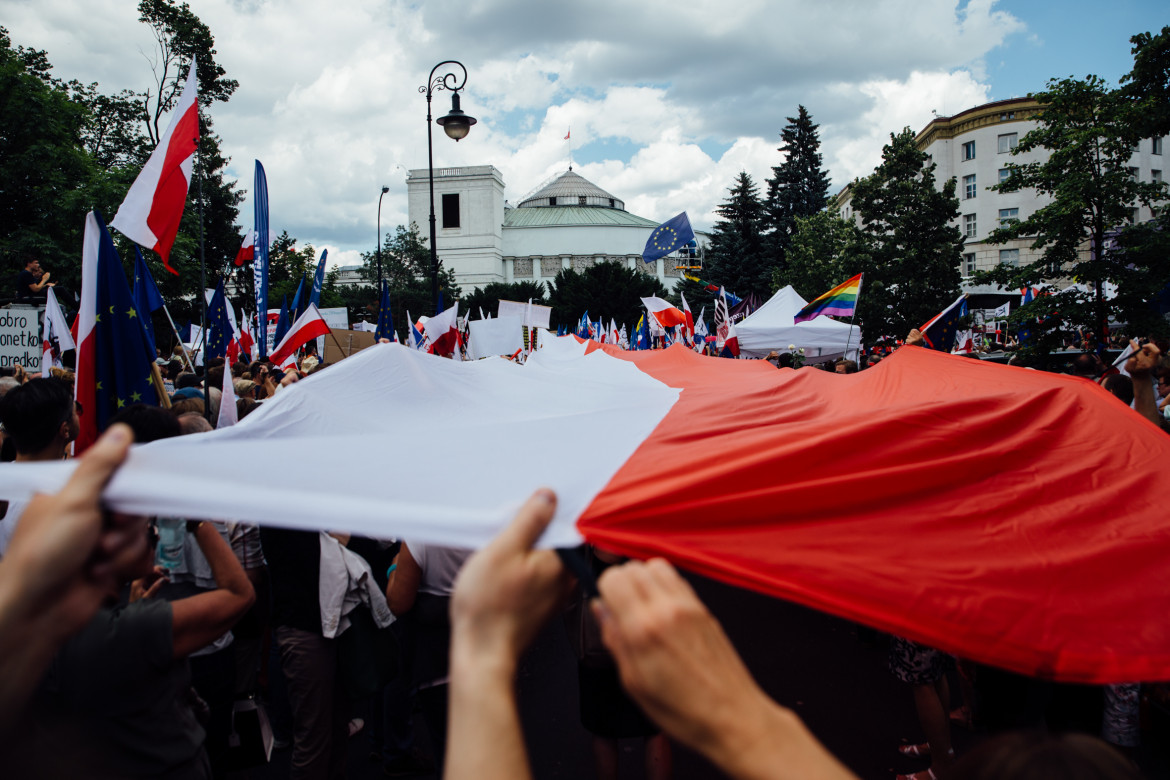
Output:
[461,281,548,320]
[703,172,768,299]
[130,0,243,305]
[546,260,667,331]
[976,75,1167,351]
[849,129,964,342]
[1121,26,1170,140]
[774,212,868,301]
[354,224,461,337]
[764,106,832,273]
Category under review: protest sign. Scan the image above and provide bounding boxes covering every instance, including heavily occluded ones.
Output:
[0,307,43,371]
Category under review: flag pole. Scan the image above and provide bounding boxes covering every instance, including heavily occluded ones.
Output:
[195,126,211,423]
[160,304,196,372]
[844,273,863,361]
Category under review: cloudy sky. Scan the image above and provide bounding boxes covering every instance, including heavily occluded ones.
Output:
[4,0,1164,268]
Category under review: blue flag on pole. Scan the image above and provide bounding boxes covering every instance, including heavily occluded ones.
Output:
[254,160,270,357]
[91,212,157,429]
[375,280,395,343]
[132,247,165,356]
[290,276,306,320]
[273,295,291,348]
[642,212,695,264]
[309,249,328,308]
[205,280,235,362]
[576,312,590,339]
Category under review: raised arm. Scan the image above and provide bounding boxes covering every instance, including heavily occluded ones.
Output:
[170,521,255,659]
[595,560,857,780]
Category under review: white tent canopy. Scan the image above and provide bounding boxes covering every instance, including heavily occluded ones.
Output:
[735,285,860,361]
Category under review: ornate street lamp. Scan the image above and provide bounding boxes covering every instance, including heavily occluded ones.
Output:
[376,185,389,288]
[420,61,476,314]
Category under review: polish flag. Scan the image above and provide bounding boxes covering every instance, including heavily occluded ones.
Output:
[234,230,255,266]
[424,301,460,357]
[270,304,332,369]
[641,296,688,329]
[564,128,570,140]
[74,213,102,453]
[8,340,1170,683]
[41,287,76,376]
[109,60,199,275]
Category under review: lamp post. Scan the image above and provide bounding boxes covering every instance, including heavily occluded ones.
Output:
[376,185,389,288]
[420,60,476,314]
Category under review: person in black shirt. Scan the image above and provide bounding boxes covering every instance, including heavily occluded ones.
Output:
[16,258,54,301]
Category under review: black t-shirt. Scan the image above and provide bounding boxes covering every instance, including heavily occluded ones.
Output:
[16,268,39,299]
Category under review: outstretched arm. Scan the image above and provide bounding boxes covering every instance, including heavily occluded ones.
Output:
[446,490,575,780]
[0,425,142,733]
[595,559,857,780]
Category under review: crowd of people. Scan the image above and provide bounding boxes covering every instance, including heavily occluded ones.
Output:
[0,331,1165,780]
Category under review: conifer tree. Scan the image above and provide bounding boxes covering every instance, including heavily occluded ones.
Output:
[765,106,831,273]
[703,171,768,299]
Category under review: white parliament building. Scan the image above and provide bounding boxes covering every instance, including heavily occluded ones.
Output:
[373,166,706,294]
[835,97,1168,293]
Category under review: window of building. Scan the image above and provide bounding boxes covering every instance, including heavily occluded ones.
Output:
[1128,167,1139,182]
[998,207,1019,226]
[963,253,977,277]
[608,198,615,207]
[962,141,976,161]
[1154,137,1163,155]
[1130,208,1141,224]
[999,248,1019,266]
[548,197,557,206]
[998,133,1018,153]
[998,168,1012,184]
[963,174,977,199]
[1153,169,1162,183]
[964,214,977,238]
[579,196,587,205]
[441,193,460,229]
[1000,112,1015,121]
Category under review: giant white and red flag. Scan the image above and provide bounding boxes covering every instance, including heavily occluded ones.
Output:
[110,61,200,274]
[4,340,1170,683]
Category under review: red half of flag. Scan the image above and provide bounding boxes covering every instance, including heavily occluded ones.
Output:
[234,230,255,266]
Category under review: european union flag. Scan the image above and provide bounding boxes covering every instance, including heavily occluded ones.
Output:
[132,247,166,356]
[91,212,157,427]
[375,280,394,342]
[576,312,590,339]
[642,212,695,264]
[921,294,968,352]
[1018,287,1034,346]
[205,280,235,362]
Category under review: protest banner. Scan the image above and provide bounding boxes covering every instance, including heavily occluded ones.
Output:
[0,307,44,371]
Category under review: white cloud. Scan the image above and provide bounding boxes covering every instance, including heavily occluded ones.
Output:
[4,0,1026,250]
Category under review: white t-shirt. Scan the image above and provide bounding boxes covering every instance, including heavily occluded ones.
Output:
[408,543,472,597]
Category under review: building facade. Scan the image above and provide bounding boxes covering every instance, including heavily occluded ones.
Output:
[835,97,1168,292]
[405,166,705,293]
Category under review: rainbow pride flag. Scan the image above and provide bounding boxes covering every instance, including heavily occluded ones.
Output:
[794,273,863,324]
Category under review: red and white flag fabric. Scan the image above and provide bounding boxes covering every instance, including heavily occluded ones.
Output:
[217,351,238,429]
[41,287,75,377]
[270,303,331,369]
[714,287,739,357]
[4,339,1170,683]
[109,60,200,275]
[641,296,688,329]
[234,230,255,267]
[73,213,102,453]
[424,301,459,357]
